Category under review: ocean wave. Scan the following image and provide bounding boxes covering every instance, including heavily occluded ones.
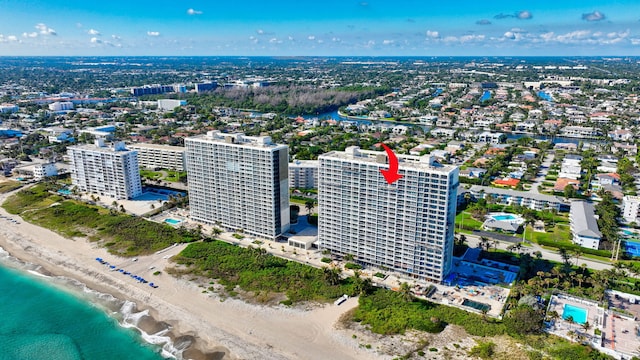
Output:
[0,252,182,359]
[120,300,184,359]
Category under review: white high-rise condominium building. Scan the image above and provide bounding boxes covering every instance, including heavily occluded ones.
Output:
[318,147,459,282]
[289,160,319,189]
[185,131,290,240]
[68,140,142,200]
[129,143,186,171]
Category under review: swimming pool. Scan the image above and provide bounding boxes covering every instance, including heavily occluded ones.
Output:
[164,218,182,225]
[492,214,516,221]
[563,304,587,324]
[488,213,525,223]
[57,189,71,195]
[623,240,640,258]
[463,299,491,312]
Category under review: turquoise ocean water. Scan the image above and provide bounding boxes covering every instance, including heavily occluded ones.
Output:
[0,253,166,360]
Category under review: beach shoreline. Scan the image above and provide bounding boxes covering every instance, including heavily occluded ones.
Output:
[0,192,386,360]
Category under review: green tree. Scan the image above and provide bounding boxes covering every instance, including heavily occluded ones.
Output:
[398,282,413,302]
[504,306,544,335]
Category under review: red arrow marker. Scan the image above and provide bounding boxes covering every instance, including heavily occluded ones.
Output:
[380,144,403,184]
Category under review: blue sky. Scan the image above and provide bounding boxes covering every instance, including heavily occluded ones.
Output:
[1,0,639,56]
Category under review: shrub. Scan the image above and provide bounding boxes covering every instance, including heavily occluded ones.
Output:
[469,341,495,359]
[345,262,362,270]
[321,257,331,263]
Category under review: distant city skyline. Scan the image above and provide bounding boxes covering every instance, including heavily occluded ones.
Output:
[1,1,640,56]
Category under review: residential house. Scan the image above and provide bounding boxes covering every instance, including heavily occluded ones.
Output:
[569,201,602,250]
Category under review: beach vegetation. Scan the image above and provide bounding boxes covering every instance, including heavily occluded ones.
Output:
[0,180,22,194]
[2,184,199,255]
[171,241,367,303]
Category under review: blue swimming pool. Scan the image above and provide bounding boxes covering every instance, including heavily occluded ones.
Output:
[563,304,587,324]
[492,214,517,221]
[623,240,640,258]
[57,189,71,195]
[164,218,182,225]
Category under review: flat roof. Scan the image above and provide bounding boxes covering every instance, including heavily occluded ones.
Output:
[129,143,185,152]
[185,131,287,151]
[320,146,457,174]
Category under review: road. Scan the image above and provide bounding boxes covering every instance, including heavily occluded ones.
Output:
[461,232,613,271]
[529,153,555,194]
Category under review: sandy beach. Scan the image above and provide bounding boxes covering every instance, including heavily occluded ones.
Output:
[0,191,388,360]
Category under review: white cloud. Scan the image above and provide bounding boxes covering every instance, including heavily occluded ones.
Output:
[426,30,439,38]
[7,35,18,42]
[503,31,517,40]
[582,11,605,21]
[256,29,264,35]
[460,34,485,42]
[383,39,394,45]
[269,38,281,44]
[90,37,102,44]
[288,36,294,41]
[35,23,56,35]
[517,10,532,20]
[308,35,315,40]
[187,8,203,15]
[147,31,160,37]
[22,32,38,38]
[556,30,591,43]
[540,32,555,41]
[88,29,100,36]
[112,34,121,40]
[331,37,341,42]
[631,38,640,45]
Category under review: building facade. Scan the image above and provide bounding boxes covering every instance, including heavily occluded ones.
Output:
[157,99,187,111]
[623,195,640,224]
[68,140,142,200]
[289,160,318,189]
[569,201,602,250]
[468,185,567,211]
[185,131,289,240]
[129,143,186,171]
[318,147,459,282]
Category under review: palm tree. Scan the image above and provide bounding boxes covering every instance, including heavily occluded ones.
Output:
[457,234,467,246]
[304,199,316,215]
[566,315,575,331]
[398,282,413,302]
[344,253,354,262]
[480,237,490,252]
[211,227,222,237]
[323,266,341,285]
[581,321,591,334]
[558,248,571,265]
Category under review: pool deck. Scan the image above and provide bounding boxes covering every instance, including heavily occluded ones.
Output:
[546,294,604,346]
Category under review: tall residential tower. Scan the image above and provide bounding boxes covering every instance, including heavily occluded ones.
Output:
[185,131,289,240]
[318,147,459,282]
[68,140,142,200]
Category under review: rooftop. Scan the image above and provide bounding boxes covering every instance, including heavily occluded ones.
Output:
[129,143,186,152]
[320,146,457,174]
[186,131,286,150]
[570,201,602,238]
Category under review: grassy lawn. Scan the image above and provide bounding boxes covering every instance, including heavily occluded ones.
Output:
[0,181,22,194]
[164,170,186,182]
[140,169,162,179]
[529,224,571,243]
[455,212,483,231]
